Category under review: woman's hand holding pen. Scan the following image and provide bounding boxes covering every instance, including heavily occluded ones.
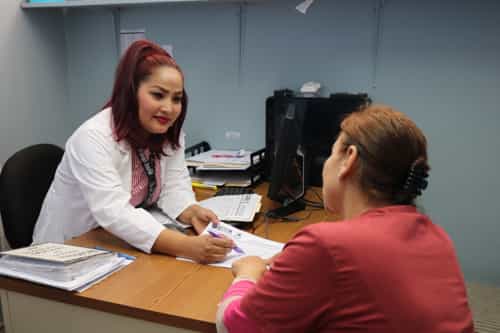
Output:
[188,234,234,264]
[152,227,234,264]
[177,204,236,263]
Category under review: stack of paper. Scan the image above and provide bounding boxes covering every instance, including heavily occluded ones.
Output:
[199,194,262,223]
[190,170,259,188]
[0,243,133,292]
[187,148,264,188]
[186,149,254,171]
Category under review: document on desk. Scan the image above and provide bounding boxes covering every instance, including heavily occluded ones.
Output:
[198,194,262,222]
[0,242,109,264]
[0,245,134,292]
[177,222,284,268]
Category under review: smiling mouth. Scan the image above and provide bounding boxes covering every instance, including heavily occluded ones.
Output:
[154,116,170,125]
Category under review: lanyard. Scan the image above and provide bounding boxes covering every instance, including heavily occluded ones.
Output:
[136,149,157,208]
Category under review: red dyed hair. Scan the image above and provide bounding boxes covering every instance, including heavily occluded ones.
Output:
[103,39,187,154]
[340,104,430,205]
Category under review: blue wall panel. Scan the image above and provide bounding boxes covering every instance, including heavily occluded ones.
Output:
[63,0,500,284]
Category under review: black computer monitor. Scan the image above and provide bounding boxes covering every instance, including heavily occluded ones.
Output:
[265,92,371,186]
[266,104,306,218]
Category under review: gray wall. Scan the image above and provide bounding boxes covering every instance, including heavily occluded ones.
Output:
[0,4,68,166]
[63,8,117,129]
[375,0,500,286]
[9,0,500,284]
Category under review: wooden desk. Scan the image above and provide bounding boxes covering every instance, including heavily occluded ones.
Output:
[0,183,334,333]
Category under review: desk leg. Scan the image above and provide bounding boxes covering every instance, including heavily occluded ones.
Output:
[0,290,200,333]
[1,290,13,333]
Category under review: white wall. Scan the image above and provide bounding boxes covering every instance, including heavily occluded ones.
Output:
[63,8,117,130]
[0,3,69,167]
[0,3,69,252]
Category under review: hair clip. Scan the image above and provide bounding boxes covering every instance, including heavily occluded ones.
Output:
[403,161,429,195]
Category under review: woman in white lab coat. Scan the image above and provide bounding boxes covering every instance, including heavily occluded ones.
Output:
[33,40,233,263]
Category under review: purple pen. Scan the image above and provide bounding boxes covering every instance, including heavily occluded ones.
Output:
[208,230,245,254]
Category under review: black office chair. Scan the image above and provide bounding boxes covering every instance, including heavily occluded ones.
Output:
[0,144,64,249]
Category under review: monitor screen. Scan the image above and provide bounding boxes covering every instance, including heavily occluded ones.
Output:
[266,104,306,218]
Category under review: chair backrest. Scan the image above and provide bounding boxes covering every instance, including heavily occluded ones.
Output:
[0,144,64,248]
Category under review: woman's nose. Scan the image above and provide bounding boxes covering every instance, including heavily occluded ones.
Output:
[160,100,172,112]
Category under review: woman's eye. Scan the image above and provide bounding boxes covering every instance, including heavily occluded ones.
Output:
[151,92,163,99]
[173,96,183,104]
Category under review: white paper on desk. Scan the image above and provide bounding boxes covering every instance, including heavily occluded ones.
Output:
[177,222,284,269]
[199,194,261,222]
[75,261,132,293]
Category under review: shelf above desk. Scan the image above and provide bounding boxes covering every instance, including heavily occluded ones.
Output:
[21,0,260,9]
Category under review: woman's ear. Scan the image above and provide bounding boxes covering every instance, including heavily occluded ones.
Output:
[338,145,359,180]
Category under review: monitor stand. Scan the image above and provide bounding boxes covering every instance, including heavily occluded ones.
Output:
[265,199,306,219]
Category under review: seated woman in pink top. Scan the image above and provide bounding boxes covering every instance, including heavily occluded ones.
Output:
[217,104,474,333]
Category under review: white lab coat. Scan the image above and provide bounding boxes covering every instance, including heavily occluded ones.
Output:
[32,108,197,253]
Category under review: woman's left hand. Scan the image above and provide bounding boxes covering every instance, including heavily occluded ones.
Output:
[232,256,268,281]
[178,204,219,234]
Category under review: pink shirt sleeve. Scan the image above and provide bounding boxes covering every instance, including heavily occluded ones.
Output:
[219,227,333,333]
[220,280,262,333]
[239,227,334,333]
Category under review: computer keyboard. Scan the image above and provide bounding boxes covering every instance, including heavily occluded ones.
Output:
[214,186,254,197]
